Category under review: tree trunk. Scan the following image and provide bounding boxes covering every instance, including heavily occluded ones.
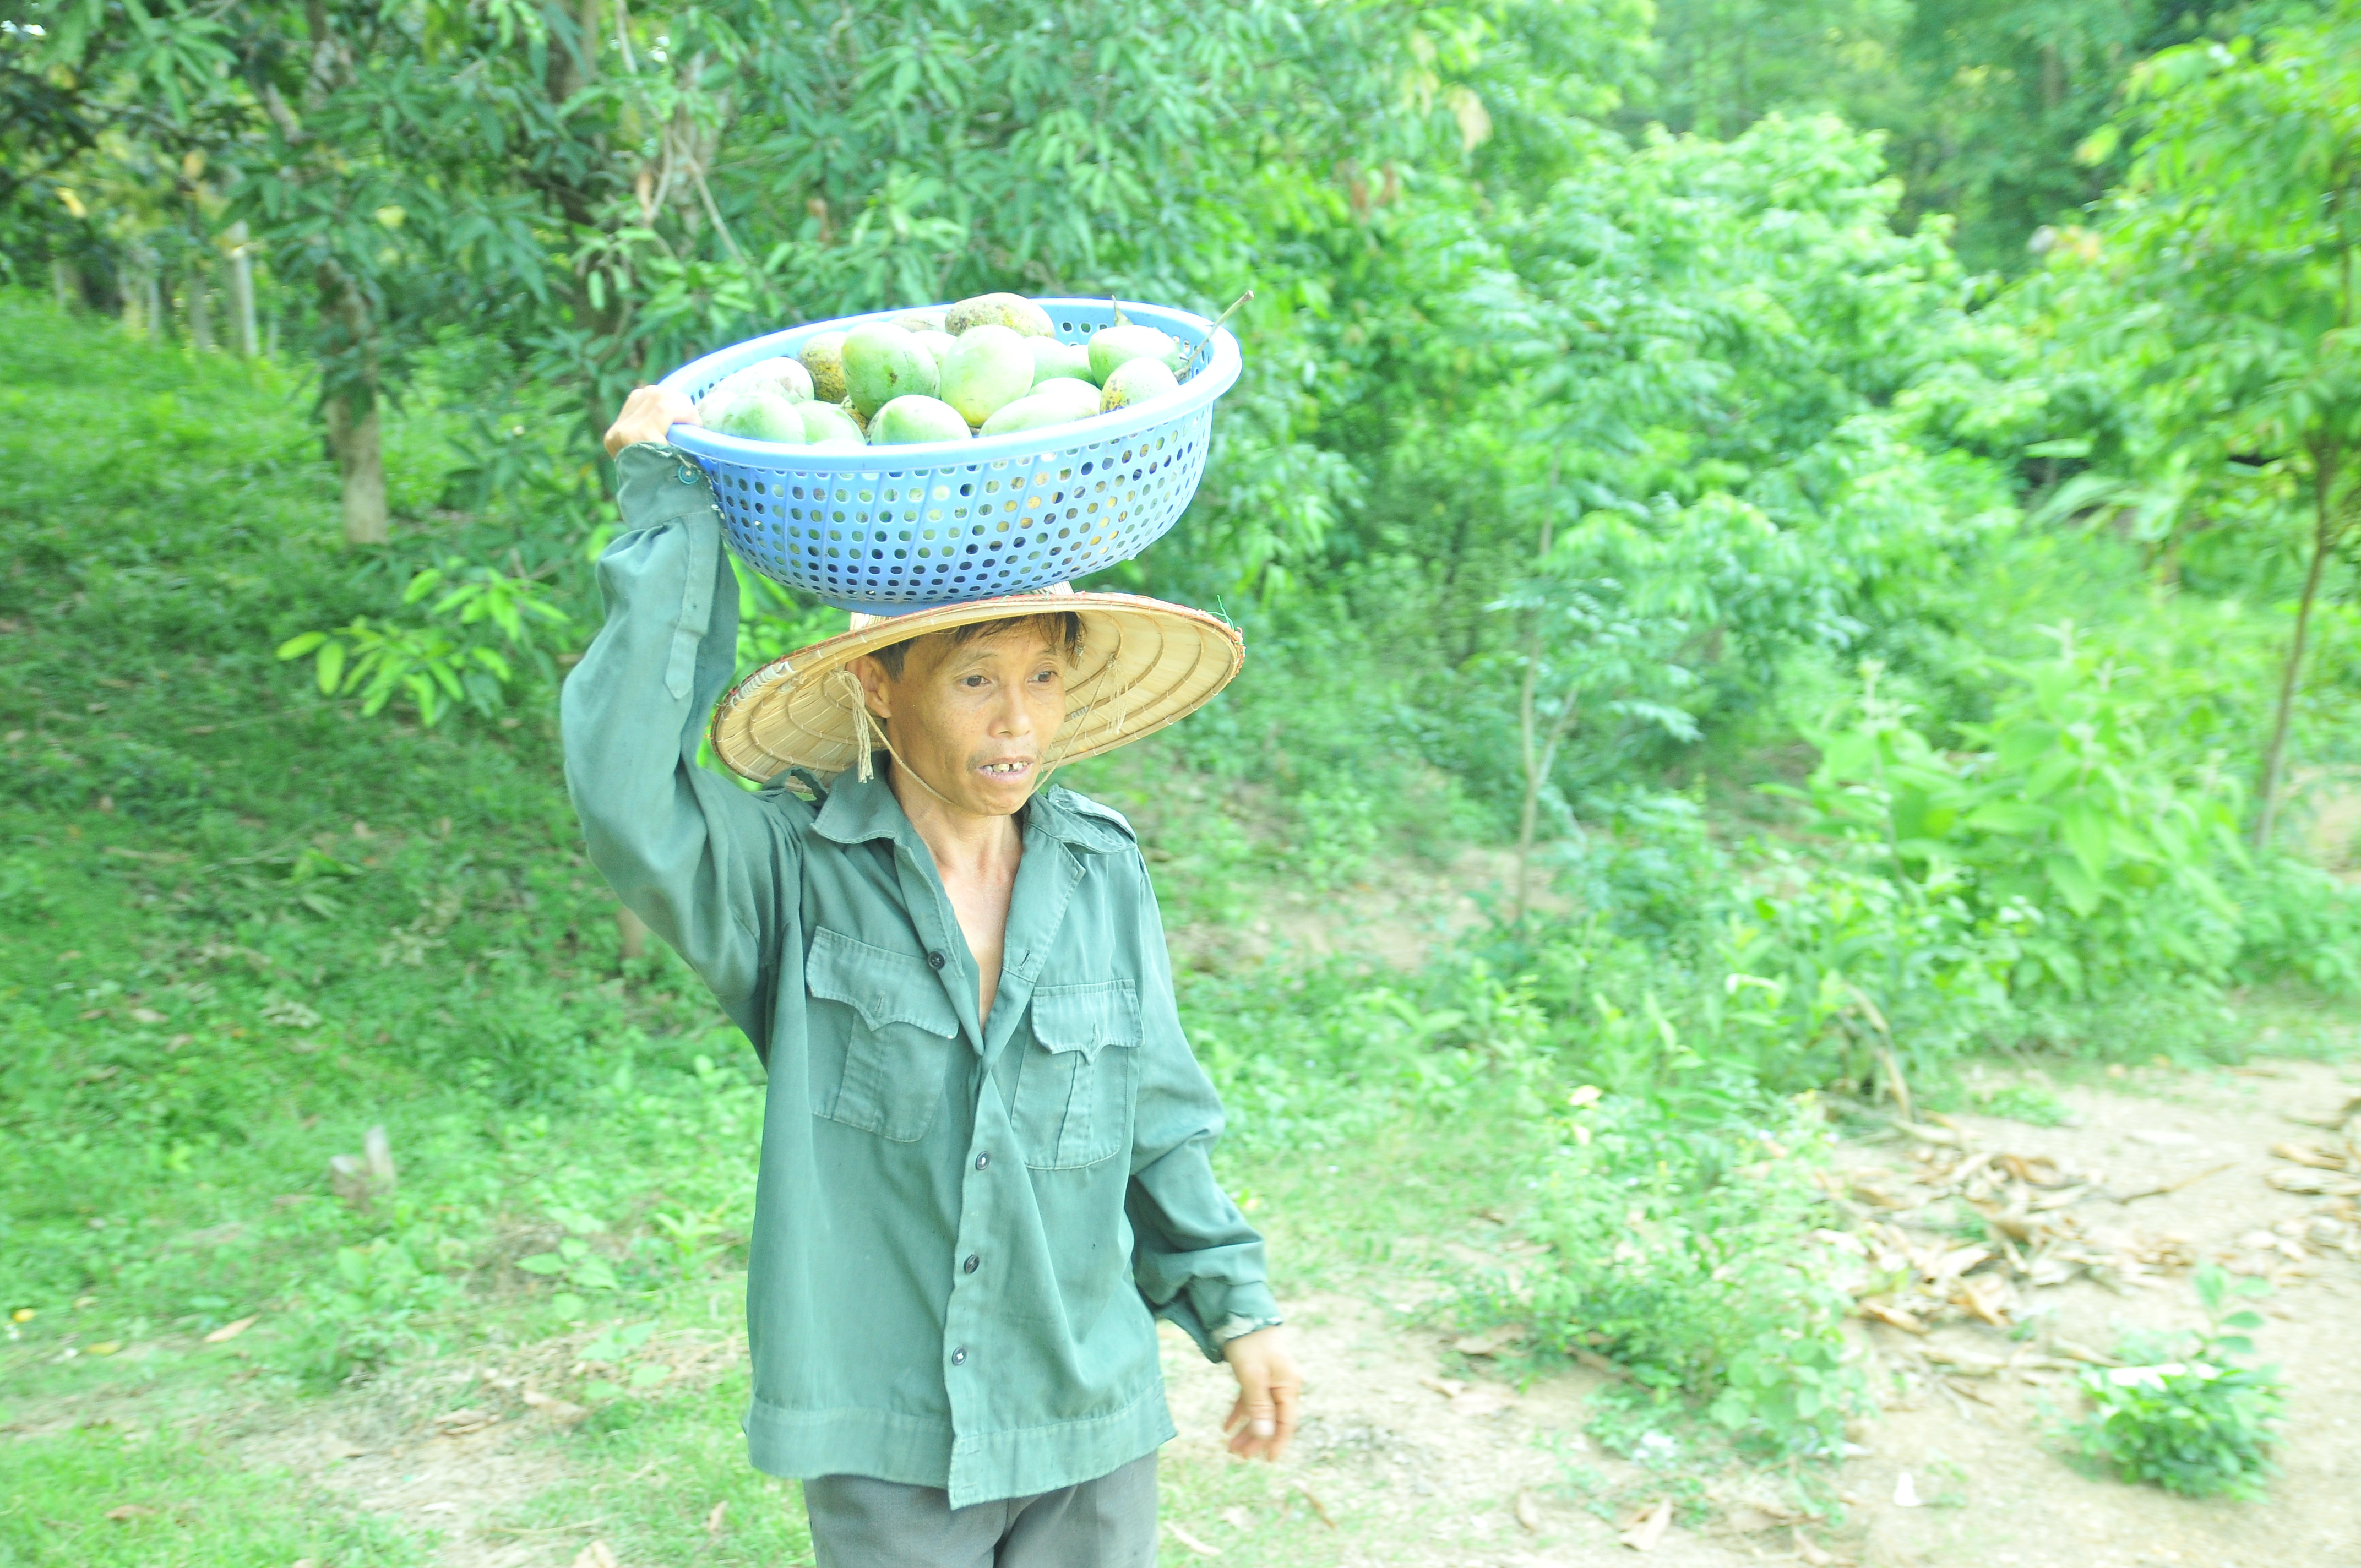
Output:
[324,394,390,546]
[225,223,259,357]
[51,257,79,311]
[187,259,215,352]
[2253,439,2346,850]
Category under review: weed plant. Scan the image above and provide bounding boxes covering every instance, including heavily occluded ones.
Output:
[2064,1266,2287,1500]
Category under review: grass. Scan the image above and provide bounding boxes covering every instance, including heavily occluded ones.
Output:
[0,1422,428,1567]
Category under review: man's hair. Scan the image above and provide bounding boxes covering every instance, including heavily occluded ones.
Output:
[869,610,1086,679]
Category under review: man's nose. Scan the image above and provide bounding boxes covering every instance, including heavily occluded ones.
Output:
[988,682,1033,736]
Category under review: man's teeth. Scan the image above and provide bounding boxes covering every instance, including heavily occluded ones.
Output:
[980,761,1029,777]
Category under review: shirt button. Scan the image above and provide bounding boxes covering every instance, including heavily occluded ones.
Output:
[927,951,946,970]
[974,1152,989,1170]
[951,1346,968,1366]
[962,1254,980,1275]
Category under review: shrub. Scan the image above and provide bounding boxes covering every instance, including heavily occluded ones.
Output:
[1462,1093,1868,1458]
[2065,1266,2286,1500]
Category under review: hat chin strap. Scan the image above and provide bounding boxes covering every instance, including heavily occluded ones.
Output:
[828,668,1061,812]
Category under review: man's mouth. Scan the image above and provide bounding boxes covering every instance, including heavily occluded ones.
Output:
[976,759,1034,780]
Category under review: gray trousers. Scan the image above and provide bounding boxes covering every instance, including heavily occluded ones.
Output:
[803,1451,1157,1568]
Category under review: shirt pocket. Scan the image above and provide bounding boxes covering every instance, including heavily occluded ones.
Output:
[1015,979,1142,1170]
[805,927,961,1142]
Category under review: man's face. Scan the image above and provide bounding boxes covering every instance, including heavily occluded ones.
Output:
[852,627,1069,818]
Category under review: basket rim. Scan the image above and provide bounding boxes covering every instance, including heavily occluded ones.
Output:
[655,297,1239,471]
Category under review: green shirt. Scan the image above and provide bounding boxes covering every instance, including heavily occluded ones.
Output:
[559,442,1275,1506]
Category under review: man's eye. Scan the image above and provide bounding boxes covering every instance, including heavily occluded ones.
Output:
[962,676,988,688]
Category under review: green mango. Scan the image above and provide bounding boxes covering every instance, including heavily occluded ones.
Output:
[732,355,813,402]
[1029,337,1097,386]
[1027,378,1105,424]
[979,377,1103,436]
[913,329,960,366]
[712,384,808,443]
[799,331,850,404]
[695,382,742,429]
[869,395,973,445]
[894,309,948,334]
[798,401,866,447]
[1098,356,1179,413]
[938,325,1036,426]
[842,324,939,419]
[1088,323,1182,384]
[946,292,1056,338]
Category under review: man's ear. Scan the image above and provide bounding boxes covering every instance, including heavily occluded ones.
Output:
[848,654,894,721]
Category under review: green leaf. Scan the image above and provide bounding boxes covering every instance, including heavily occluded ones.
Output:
[516,1253,567,1275]
[275,631,327,660]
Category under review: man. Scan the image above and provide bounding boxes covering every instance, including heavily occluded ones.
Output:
[562,386,1301,1566]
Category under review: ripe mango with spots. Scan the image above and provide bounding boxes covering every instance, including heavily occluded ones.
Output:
[1097,356,1178,413]
[799,331,850,404]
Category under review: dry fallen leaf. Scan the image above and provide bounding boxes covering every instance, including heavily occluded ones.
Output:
[432,1407,501,1436]
[1793,1526,1837,1565]
[1448,1384,1519,1418]
[524,1387,591,1426]
[570,1543,621,1568]
[1515,1489,1544,1534]
[1220,1505,1252,1531]
[705,1500,727,1539]
[1619,1498,1672,1551]
[1858,1301,1927,1334]
[1952,1272,2014,1327]
[319,1432,366,1459]
[1452,1324,1526,1357]
[105,1504,159,1522]
[128,1007,167,1025]
[203,1315,257,1344]
[1417,1374,1465,1398]
[1166,1520,1223,1558]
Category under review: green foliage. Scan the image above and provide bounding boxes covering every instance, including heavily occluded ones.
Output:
[1466,1094,1867,1458]
[275,558,574,726]
[2065,1265,2287,1499]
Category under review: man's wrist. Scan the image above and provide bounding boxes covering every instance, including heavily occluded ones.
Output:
[1214,1313,1285,1345]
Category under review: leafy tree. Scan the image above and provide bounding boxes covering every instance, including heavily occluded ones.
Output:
[2035,2,2361,846]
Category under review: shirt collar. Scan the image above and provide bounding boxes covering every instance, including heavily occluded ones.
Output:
[809,764,1127,856]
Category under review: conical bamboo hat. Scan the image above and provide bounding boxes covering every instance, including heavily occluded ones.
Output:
[709,584,1243,781]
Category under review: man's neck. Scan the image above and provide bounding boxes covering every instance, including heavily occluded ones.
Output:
[886,763,1024,882]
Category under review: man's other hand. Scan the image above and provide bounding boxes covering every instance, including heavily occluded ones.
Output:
[603,385,699,457]
[1220,1326,1301,1462]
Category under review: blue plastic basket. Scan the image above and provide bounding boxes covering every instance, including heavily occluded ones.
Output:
[657,298,1241,613]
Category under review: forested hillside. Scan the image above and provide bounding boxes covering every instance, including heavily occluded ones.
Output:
[6,0,2361,1563]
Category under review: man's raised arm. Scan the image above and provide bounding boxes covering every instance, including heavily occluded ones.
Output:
[561,389,789,1037]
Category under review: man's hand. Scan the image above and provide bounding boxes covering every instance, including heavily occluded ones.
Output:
[602,385,699,458]
[1220,1326,1301,1462]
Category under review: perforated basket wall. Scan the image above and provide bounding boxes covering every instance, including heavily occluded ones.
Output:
[656,298,1240,612]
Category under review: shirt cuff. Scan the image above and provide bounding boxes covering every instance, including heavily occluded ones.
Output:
[1155,1278,1282,1363]
[613,440,715,529]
